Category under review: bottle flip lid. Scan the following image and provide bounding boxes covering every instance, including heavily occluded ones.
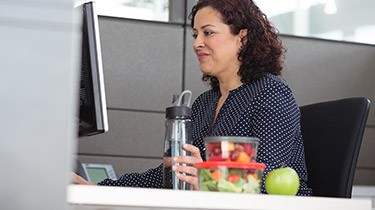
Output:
[166,90,192,119]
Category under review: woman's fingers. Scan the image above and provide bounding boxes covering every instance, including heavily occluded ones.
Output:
[172,164,198,177]
[71,172,97,185]
[171,144,202,190]
[172,164,199,190]
[71,172,86,184]
[173,156,200,166]
[182,144,203,161]
[173,154,200,188]
[173,144,203,166]
[175,173,199,190]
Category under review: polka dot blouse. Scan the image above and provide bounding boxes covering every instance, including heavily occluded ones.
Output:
[99,73,313,196]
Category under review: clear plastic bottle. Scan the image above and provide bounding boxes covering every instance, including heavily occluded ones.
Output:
[162,90,193,190]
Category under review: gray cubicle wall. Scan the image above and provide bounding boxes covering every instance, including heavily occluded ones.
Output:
[78,16,375,185]
[0,1,79,210]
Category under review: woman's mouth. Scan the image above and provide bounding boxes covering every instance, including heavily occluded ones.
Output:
[198,53,209,60]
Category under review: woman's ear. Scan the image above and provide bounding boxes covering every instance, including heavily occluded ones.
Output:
[239,29,248,43]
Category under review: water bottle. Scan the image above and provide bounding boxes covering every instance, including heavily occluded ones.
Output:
[162,90,193,190]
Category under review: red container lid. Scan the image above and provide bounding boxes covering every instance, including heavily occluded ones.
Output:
[196,161,266,170]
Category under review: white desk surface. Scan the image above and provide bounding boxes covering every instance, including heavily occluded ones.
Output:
[67,185,372,210]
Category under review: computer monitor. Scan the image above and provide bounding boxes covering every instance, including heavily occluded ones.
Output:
[78,1,109,137]
[81,163,118,183]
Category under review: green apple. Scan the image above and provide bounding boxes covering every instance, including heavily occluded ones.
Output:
[265,167,300,195]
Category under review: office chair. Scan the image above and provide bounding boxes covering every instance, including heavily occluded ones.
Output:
[299,97,370,198]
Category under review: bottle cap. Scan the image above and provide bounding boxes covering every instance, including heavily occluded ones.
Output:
[166,106,191,119]
[165,90,192,119]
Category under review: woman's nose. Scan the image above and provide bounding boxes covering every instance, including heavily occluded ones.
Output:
[193,35,204,50]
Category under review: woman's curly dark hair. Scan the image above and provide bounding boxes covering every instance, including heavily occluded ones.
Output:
[189,0,286,92]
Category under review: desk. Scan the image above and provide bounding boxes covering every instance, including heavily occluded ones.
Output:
[68,185,371,210]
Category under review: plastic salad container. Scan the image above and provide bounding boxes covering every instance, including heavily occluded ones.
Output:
[196,161,266,193]
[205,136,259,162]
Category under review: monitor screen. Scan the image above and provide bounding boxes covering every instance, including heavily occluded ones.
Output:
[81,163,118,183]
[86,167,109,183]
[78,1,109,137]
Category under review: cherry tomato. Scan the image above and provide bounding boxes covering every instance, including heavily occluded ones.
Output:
[227,174,241,183]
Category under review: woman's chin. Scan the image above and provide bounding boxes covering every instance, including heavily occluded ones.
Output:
[199,67,212,75]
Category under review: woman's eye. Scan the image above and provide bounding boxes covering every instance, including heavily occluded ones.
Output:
[204,31,214,36]
[191,30,214,39]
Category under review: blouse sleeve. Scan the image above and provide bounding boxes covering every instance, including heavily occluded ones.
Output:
[97,163,163,188]
[251,82,300,193]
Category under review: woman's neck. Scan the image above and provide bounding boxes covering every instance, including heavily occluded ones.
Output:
[218,75,243,97]
[212,76,242,126]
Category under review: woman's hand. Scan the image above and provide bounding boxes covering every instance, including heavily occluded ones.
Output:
[71,172,98,185]
[172,144,203,190]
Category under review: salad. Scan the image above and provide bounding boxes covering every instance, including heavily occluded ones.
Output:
[198,167,261,193]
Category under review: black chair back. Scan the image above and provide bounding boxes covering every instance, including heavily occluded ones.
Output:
[300,97,370,198]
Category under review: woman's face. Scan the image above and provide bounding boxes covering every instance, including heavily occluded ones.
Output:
[192,6,242,79]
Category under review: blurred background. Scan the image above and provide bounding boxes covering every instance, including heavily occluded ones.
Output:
[75,0,375,45]
[74,0,374,205]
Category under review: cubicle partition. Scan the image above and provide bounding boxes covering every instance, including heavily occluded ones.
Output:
[78,16,375,186]
[0,1,80,210]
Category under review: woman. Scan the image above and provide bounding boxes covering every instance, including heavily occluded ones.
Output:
[74,0,312,196]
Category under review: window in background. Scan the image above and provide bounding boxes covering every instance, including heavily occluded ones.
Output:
[75,0,375,45]
[75,0,169,22]
[255,0,375,45]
